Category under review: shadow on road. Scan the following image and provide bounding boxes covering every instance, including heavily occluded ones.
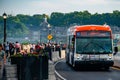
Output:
[72,66,113,72]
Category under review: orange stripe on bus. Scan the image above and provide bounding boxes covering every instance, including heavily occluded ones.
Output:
[75,25,111,32]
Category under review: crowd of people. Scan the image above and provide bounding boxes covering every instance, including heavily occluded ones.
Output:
[0,41,66,64]
[0,41,21,66]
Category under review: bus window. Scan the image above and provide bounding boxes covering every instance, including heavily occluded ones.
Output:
[76,31,110,37]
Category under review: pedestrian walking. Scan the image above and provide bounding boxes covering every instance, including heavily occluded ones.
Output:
[5,42,10,58]
[45,44,52,60]
[9,43,15,56]
[15,41,21,54]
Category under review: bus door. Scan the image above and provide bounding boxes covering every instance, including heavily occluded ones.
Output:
[69,36,75,64]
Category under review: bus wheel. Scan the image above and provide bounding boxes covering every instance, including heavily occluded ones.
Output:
[74,66,78,70]
[66,57,69,65]
[104,67,110,71]
[73,64,78,70]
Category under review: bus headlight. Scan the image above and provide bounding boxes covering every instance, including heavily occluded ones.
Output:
[108,54,112,57]
[108,54,113,60]
[100,54,113,60]
[74,54,81,60]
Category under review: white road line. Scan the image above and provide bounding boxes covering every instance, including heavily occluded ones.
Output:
[54,60,67,80]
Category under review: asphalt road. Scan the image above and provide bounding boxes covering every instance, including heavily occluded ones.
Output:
[55,60,120,80]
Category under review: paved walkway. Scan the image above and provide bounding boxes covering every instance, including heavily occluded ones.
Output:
[113,52,120,68]
[0,60,4,80]
[0,59,56,80]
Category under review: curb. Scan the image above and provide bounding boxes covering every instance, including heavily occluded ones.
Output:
[113,65,120,69]
[54,59,67,80]
[113,61,120,69]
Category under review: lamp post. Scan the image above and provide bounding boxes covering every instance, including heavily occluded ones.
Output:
[3,12,7,49]
[47,24,51,43]
[47,24,51,34]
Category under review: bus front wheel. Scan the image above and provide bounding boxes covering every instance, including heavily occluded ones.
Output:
[73,63,78,70]
[104,67,110,70]
[66,54,69,64]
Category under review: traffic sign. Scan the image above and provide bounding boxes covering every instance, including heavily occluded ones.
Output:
[47,34,53,40]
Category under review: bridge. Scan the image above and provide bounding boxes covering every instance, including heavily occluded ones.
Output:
[0,49,120,80]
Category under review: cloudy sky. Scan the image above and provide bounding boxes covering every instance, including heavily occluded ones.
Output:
[0,0,120,15]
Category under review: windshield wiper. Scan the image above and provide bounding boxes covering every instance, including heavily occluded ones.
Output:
[81,41,106,53]
[92,42,106,51]
[82,42,92,52]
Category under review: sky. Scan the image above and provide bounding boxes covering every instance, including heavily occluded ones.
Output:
[0,0,120,16]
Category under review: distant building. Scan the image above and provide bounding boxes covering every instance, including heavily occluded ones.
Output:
[40,17,51,42]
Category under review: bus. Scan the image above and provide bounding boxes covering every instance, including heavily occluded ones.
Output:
[66,25,114,70]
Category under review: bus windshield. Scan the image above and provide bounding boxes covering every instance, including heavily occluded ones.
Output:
[76,37,112,54]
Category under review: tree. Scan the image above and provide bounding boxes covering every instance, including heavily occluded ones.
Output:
[0,10,120,39]
[50,12,65,26]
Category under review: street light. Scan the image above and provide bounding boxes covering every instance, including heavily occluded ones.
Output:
[47,24,51,43]
[3,12,7,49]
[47,24,51,34]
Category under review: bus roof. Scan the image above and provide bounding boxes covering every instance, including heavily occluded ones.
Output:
[75,25,111,32]
[67,25,111,35]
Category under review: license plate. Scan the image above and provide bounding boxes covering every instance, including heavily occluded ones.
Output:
[90,55,99,60]
[90,55,95,60]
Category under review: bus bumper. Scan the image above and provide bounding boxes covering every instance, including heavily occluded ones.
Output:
[74,60,114,67]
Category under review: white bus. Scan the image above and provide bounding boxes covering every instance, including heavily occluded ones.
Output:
[66,25,114,70]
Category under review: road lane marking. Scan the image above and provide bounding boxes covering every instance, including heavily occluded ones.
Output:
[54,59,67,80]
[111,67,120,71]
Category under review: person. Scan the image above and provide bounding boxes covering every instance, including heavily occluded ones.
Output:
[15,41,21,54]
[5,42,10,58]
[9,43,15,56]
[35,43,41,53]
[30,44,35,53]
[0,44,6,67]
[45,44,52,60]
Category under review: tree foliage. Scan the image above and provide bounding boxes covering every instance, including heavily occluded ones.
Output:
[0,10,120,38]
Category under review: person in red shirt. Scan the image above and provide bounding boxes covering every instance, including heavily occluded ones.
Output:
[35,43,41,54]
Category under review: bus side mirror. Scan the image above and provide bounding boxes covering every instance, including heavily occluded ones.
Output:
[114,46,118,55]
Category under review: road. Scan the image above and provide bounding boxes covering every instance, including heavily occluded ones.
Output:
[55,60,120,80]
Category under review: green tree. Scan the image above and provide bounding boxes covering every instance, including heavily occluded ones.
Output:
[50,12,65,26]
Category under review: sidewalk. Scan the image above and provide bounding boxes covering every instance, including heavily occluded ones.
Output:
[113,52,120,68]
[0,59,56,80]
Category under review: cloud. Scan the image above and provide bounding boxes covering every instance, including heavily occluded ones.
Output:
[20,0,120,14]
[0,0,120,15]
